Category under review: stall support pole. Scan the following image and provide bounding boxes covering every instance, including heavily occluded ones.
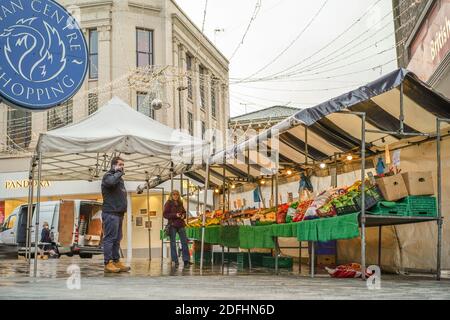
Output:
[126,193,132,263]
[303,126,308,275]
[222,159,231,268]
[299,242,302,274]
[25,156,35,262]
[310,241,315,278]
[227,247,230,270]
[222,164,226,217]
[436,118,448,280]
[197,188,200,216]
[161,188,165,261]
[271,176,274,207]
[164,172,174,261]
[338,110,367,279]
[180,173,184,197]
[33,152,42,278]
[360,113,367,280]
[274,171,279,275]
[146,178,152,261]
[221,245,225,270]
[227,186,231,214]
[378,226,382,268]
[200,163,210,272]
[186,182,190,227]
[399,82,405,134]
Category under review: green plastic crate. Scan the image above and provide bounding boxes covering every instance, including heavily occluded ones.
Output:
[236,252,272,268]
[194,251,212,263]
[262,256,293,269]
[368,201,409,216]
[402,196,437,217]
[213,251,238,264]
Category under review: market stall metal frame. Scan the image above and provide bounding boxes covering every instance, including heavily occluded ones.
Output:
[195,68,448,280]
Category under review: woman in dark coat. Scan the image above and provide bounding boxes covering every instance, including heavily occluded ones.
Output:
[40,222,59,258]
[163,190,192,267]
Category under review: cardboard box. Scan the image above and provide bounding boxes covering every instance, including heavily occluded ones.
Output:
[375,174,408,201]
[402,171,435,196]
[316,255,336,267]
[87,240,101,246]
[84,235,101,246]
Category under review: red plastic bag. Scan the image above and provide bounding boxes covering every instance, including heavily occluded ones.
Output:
[325,263,374,278]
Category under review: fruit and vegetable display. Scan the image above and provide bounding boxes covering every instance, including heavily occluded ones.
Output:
[186,178,388,228]
[187,217,221,228]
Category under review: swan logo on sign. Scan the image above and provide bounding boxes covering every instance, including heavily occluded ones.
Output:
[0,0,88,111]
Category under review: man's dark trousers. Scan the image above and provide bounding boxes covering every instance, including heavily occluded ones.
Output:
[102,212,123,264]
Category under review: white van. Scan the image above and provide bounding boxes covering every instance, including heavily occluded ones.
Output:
[0,200,103,258]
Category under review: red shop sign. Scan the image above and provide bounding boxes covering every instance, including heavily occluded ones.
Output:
[408,0,450,81]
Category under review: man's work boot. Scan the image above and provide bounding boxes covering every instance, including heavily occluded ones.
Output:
[104,260,121,273]
[113,260,131,272]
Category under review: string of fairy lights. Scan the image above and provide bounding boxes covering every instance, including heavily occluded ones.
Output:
[0,64,230,153]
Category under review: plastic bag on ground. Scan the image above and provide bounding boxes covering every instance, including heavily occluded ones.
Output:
[325,263,373,278]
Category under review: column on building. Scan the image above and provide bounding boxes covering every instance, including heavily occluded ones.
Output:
[221,83,229,144]
[98,25,112,108]
[72,28,90,122]
[170,36,180,129]
[192,57,200,138]
[178,43,187,130]
[111,2,133,104]
[203,67,211,139]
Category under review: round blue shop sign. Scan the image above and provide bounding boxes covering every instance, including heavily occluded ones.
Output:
[0,0,88,110]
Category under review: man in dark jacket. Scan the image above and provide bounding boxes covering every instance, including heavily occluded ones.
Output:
[101,156,130,273]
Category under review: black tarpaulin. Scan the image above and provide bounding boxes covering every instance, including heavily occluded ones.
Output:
[192,68,450,181]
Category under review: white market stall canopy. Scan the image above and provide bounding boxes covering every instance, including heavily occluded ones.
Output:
[188,68,450,184]
[35,97,207,186]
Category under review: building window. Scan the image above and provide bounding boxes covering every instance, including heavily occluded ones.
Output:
[187,111,193,136]
[89,29,98,79]
[88,93,98,115]
[199,65,206,110]
[47,100,73,130]
[7,107,31,150]
[186,53,193,100]
[136,28,154,67]
[201,121,206,139]
[137,92,155,119]
[211,78,216,118]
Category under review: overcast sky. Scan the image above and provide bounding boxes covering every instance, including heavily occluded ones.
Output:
[175,0,398,117]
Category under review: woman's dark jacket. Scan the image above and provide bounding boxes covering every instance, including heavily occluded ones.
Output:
[163,200,187,229]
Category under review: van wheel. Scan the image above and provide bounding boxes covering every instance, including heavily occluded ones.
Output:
[66,252,74,257]
[79,253,93,259]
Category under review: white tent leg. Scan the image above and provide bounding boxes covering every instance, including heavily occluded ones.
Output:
[26,156,35,263]
[360,113,367,280]
[126,192,132,264]
[33,152,42,278]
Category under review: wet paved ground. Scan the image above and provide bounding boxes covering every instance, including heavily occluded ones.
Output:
[0,256,449,300]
